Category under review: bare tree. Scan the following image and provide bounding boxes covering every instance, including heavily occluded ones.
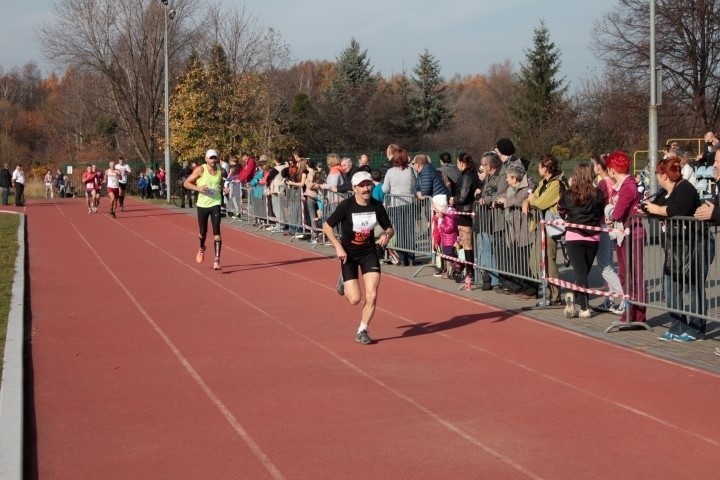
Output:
[593,0,720,131]
[203,3,266,77]
[0,63,45,109]
[37,0,201,163]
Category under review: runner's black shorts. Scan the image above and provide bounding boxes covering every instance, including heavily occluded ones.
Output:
[341,249,381,281]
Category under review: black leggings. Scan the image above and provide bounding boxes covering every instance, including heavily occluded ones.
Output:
[565,240,599,310]
[198,205,222,240]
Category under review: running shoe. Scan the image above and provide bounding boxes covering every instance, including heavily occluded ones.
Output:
[594,298,616,313]
[609,300,626,315]
[213,260,221,271]
[336,272,345,296]
[120,205,124,212]
[658,331,675,342]
[196,249,205,264]
[563,292,576,318]
[355,330,372,345]
[714,347,720,357]
[578,309,592,319]
[673,332,703,342]
[110,211,116,218]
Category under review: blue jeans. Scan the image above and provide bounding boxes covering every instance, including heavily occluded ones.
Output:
[478,231,499,286]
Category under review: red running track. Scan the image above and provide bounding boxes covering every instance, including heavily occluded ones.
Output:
[18,198,720,479]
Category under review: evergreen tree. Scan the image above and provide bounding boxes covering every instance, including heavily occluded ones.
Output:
[512,21,570,158]
[408,49,452,140]
[328,38,376,92]
[289,92,319,150]
[322,38,379,151]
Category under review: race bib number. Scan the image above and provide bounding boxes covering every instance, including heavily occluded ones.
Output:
[352,212,377,232]
[350,212,377,246]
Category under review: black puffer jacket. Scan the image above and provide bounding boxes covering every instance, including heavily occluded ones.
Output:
[452,164,480,227]
[558,188,605,237]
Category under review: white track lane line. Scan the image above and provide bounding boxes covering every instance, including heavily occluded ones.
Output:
[56,206,285,480]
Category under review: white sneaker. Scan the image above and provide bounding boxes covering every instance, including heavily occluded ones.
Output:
[578,309,592,319]
[609,300,626,315]
[564,292,576,318]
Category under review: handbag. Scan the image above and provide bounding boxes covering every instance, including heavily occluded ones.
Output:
[663,222,700,284]
[434,246,443,269]
[544,209,565,238]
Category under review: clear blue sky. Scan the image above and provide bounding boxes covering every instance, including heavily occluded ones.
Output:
[1,0,618,88]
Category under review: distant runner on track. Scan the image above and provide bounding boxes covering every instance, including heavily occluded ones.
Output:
[82,165,98,214]
[104,161,121,218]
[323,171,394,345]
[183,149,227,271]
[116,156,131,211]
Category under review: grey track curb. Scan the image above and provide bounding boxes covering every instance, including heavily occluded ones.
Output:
[0,213,25,480]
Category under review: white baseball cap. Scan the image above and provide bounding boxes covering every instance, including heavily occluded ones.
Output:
[351,171,373,186]
[205,149,219,159]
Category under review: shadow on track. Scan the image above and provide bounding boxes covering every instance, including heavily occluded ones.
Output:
[216,256,328,274]
[376,309,521,342]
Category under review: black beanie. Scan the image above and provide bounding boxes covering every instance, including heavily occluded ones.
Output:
[496,138,516,156]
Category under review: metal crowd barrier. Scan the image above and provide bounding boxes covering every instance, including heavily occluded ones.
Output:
[226,181,248,225]
[320,191,351,245]
[246,183,270,227]
[470,204,542,291]
[456,204,545,292]
[627,214,719,329]
[382,194,433,273]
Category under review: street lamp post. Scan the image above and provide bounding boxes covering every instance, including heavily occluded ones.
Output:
[161,0,172,203]
[648,0,659,195]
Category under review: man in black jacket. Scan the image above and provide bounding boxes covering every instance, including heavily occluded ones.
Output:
[0,163,11,205]
[179,161,194,208]
[695,131,718,167]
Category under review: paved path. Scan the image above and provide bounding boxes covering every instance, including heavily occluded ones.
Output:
[18,198,720,479]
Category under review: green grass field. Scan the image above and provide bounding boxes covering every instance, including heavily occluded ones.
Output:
[0,214,20,381]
